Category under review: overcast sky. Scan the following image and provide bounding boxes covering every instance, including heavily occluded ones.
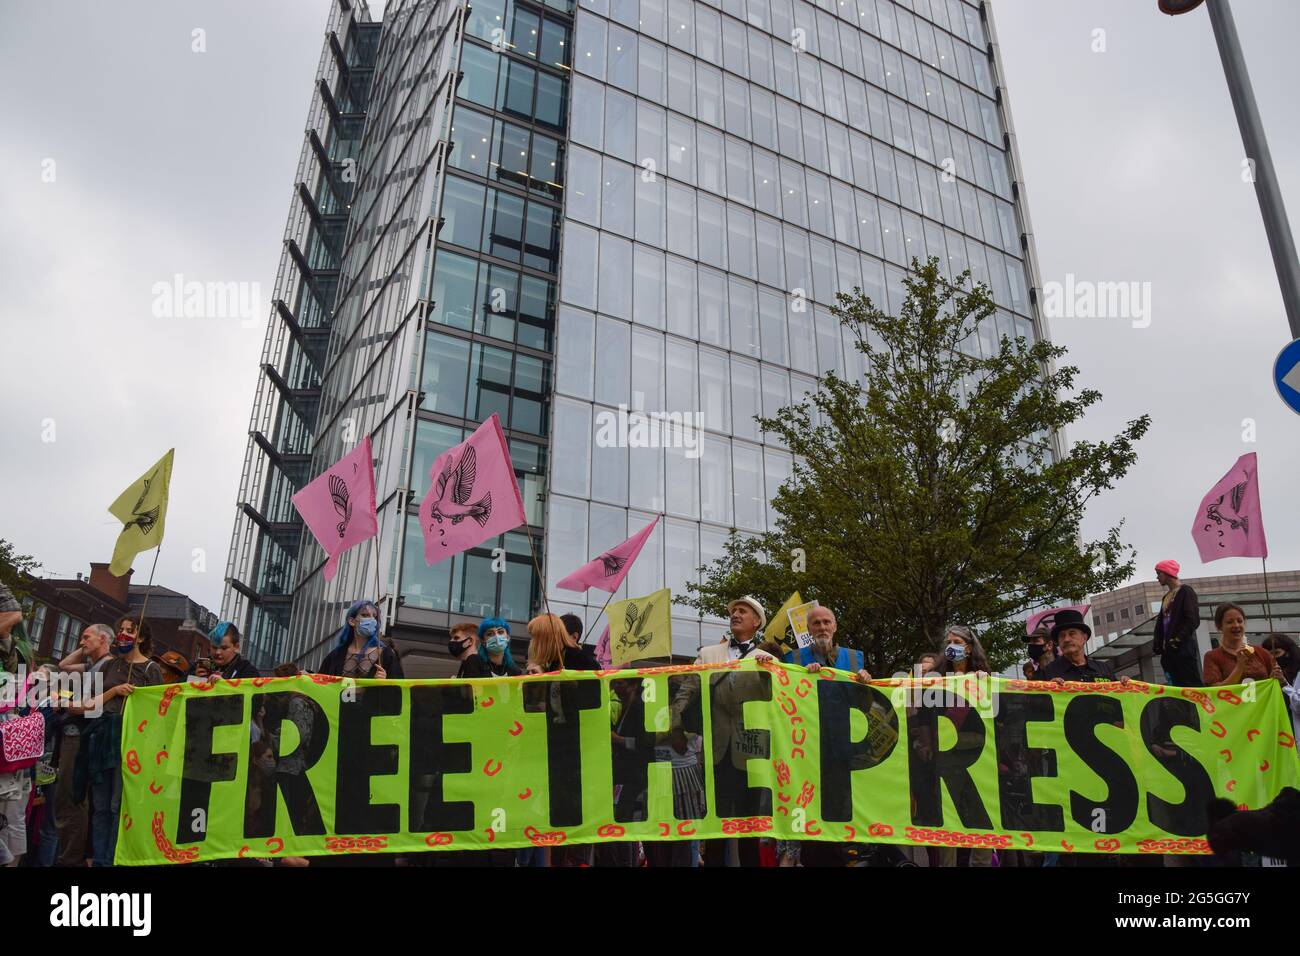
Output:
[1,0,1296,615]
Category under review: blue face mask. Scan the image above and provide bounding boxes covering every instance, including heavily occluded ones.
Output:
[357,618,379,639]
[486,634,510,654]
[944,643,967,663]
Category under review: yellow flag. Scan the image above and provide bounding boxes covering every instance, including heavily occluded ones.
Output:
[108,449,174,576]
[608,587,672,666]
[765,591,803,654]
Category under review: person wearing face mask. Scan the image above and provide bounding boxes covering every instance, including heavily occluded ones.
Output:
[318,600,403,679]
[1262,633,1300,742]
[76,620,163,866]
[1202,604,1283,687]
[458,619,521,678]
[1023,624,1057,680]
[447,623,479,675]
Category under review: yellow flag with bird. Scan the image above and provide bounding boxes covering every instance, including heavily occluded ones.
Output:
[608,587,672,667]
[108,449,174,576]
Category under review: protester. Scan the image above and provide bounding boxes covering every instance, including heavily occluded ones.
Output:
[190,657,214,681]
[646,726,705,868]
[696,596,775,664]
[447,621,478,671]
[52,623,115,866]
[915,651,939,675]
[1263,635,1300,742]
[1262,633,1300,685]
[0,583,32,867]
[79,621,163,865]
[318,601,403,679]
[783,606,872,682]
[935,624,990,677]
[1151,560,1203,687]
[1202,604,1284,687]
[457,619,521,678]
[211,621,261,679]
[154,650,190,684]
[525,613,597,673]
[1024,624,1056,680]
[1040,610,1128,684]
[560,612,585,648]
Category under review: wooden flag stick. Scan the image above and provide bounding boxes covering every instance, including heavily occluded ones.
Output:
[1261,557,1276,632]
[133,546,162,639]
[582,589,617,646]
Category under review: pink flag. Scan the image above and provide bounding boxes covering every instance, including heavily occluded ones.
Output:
[418,413,528,565]
[291,436,378,582]
[557,515,660,593]
[1191,452,1268,563]
[594,624,612,669]
[1025,604,1091,636]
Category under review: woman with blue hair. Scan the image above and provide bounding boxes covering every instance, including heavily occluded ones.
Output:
[456,617,520,679]
[318,600,404,679]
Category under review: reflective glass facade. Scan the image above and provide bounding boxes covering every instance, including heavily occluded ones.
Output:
[547,0,1048,655]
[224,0,1050,672]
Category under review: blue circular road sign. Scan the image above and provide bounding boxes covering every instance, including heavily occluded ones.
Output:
[1276,338,1300,416]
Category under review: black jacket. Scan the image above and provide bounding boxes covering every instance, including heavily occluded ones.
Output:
[318,640,404,678]
[457,654,522,679]
[1040,655,1115,683]
[220,654,261,680]
[1152,585,1200,661]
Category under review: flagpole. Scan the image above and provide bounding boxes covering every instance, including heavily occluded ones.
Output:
[582,589,617,645]
[134,546,162,637]
[1261,556,1276,632]
[524,530,552,619]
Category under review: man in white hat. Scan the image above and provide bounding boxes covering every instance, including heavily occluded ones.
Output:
[695,596,776,665]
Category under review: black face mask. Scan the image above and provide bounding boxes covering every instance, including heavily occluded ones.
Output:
[448,639,468,657]
[1027,644,1046,662]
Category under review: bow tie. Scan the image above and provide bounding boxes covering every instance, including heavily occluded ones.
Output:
[730,636,755,650]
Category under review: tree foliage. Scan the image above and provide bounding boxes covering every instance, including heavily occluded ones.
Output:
[677,258,1149,674]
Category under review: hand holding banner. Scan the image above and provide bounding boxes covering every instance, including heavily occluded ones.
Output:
[291,436,378,581]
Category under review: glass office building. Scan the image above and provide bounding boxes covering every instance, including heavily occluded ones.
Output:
[222,0,1052,673]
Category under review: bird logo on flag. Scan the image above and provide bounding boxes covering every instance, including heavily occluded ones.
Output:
[1203,480,1251,545]
[600,551,627,578]
[124,470,161,536]
[329,473,352,538]
[428,445,493,532]
[617,599,655,657]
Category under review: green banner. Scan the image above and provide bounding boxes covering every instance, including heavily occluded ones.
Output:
[115,661,1299,864]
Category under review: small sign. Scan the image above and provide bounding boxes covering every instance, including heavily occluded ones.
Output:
[1274,338,1300,416]
[787,600,820,648]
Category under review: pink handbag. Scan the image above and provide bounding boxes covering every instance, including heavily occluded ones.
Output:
[0,711,44,773]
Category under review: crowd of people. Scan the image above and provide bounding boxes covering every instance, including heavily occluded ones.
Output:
[1,556,1297,868]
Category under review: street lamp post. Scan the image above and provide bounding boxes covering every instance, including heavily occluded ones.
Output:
[1160,0,1300,340]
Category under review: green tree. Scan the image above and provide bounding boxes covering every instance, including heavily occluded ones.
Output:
[677,258,1149,674]
[0,538,40,605]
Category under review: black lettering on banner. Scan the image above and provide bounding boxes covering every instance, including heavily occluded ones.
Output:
[906,687,993,829]
[523,679,604,826]
[817,680,898,822]
[1139,697,1215,837]
[177,694,244,845]
[708,670,772,818]
[609,679,655,823]
[993,693,1063,832]
[1064,695,1139,833]
[245,691,328,838]
[336,686,402,834]
[408,685,475,832]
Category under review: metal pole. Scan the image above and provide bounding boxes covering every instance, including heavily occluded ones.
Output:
[1205,0,1300,339]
